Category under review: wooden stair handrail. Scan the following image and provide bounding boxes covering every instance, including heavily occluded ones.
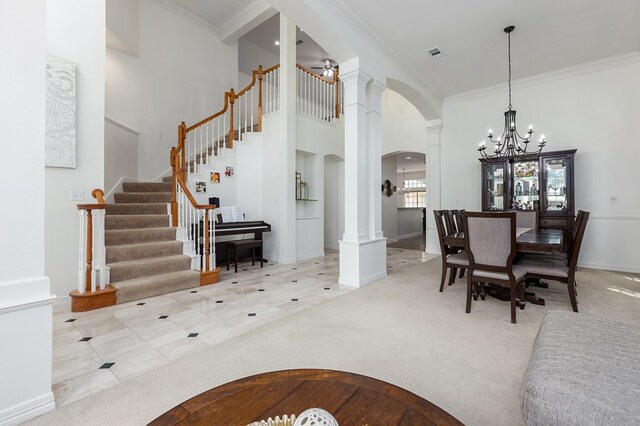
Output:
[296,63,338,84]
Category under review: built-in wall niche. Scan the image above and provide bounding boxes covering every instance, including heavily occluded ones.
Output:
[296,150,318,219]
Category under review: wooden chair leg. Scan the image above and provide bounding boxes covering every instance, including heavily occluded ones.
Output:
[466,275,473,314]
[567,279,579,313]
[439,262,447,292]
[448,268,457,286]
[479,282,486,300]
[472,282,478,301]
[510,284,517,324]
[459,269,465,279]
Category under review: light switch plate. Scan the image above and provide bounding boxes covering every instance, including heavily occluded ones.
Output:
[70,191,84,201]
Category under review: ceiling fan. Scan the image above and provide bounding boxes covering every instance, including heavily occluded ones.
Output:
[311,59,338,77]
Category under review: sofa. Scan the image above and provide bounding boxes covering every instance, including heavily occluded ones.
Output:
[522,310,640,425]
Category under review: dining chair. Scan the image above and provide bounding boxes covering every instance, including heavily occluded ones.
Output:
[444,210,459,235]
[463,212,527,324]
[433,210,468,292]
[518,211,590,312]
[516,210,538,230]
[452,209,467,278]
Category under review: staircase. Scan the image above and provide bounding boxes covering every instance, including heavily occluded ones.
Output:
[105,178,199,303]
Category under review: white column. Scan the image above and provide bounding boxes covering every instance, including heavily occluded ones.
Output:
[277,13,297,263]
[366,80,386,240]
[0,0,55,423]
[426,120,443,254]
[339,67,387,287]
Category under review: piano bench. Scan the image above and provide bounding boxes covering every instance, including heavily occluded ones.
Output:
[226,239,263,273]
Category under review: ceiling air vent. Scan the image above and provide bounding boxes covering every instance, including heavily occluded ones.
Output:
[427,47,442,57]
[296,39,303,45]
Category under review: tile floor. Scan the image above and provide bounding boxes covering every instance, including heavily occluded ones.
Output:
[52,248,432,407]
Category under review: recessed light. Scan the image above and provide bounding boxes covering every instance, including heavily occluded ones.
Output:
[406,156,412,160]
[427,47,442,57]
[275,40,280,46]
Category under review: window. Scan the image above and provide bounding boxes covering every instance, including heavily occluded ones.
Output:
[400,179,427,207]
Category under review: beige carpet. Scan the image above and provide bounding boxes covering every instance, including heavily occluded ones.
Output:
[29,257,640,426]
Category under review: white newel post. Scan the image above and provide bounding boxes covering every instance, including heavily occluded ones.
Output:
[77,209,87,293]
[339,66,388,287]
[426,120,443,254]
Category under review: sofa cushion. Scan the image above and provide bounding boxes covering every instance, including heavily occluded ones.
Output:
[522,311,640,425]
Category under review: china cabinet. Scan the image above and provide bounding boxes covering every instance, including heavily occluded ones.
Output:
[480,149,577,241]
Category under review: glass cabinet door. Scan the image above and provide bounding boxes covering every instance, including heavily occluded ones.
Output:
[542,157,569,213]
[512,160,540,211]
[484,162,506,210]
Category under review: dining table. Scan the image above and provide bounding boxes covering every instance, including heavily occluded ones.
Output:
[444,227,564,306]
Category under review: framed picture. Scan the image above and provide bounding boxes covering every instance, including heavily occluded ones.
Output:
[225,166,234,177]
[211,172,221,183]
[195,181,206,193]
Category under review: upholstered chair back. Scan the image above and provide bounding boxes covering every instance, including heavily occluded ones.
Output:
[516,211,538,229]
[465,212,516,268]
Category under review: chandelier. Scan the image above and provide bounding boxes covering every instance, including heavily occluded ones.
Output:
[478,26,547,160]
[397,168,409,195]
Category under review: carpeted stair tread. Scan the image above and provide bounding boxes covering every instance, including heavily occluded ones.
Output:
[114,192,171,203]
[122,182,172,193]
[109,254,192,282]
[112,270,200,304]
[106,203,167,215]
[106,240,183,263]
[106,227,176,245]
[105,214,169,230]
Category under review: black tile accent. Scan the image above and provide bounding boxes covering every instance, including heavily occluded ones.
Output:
[99,362,115,369]
[292,268,297,270]
[318,273,324,275]
[324,287,330,290]
[265,274,270,276]
[292,280,298,283]
[258,289,265,292]
[215,300,223,303]
[190,291,198,293]
[159,315,168,319]
[291,298,299,302]
[269,263,274,266]
[315,262,320,264]
[188,333,199,338]
[65,319,76,323]
[79,337,93,342]
[137,302,146,306]
[248,313,256,317]
[242,268,247,271]
[232,281,238,284]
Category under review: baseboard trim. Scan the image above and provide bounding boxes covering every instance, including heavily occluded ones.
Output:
[339,269,387,287]
[296,252,325,262]
[578,262,640,274]
[324,244,339,250]
[397,231,423,240]
[0,392,55,426]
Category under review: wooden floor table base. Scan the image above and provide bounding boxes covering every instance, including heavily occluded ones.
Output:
[150,369,463,426]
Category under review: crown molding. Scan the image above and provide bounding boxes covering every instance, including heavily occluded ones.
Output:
[325,0,444,104]
[220,0,276,43]
[444,51,640,105]
[148,0,221,35]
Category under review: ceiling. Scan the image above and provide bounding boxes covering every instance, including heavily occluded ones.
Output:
[240,14,333,74]
[163,0,640,97]
[165,0,256,29]
[395,153,426,174]
[338,0,640,96]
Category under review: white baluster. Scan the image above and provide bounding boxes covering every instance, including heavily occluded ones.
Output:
[78,209,86,293]
[90,209,98,292]
[251,88,254,132]
[209,209,215,270]
[96,209,106,290]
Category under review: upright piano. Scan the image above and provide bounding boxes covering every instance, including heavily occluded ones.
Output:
[215,220,271,239]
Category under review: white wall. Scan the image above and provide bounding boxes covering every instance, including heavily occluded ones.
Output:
[106,0,238,181]
[296,114,344,260]
[442,56,640,272]
[46,0,106,300]
[238,37,279,88]
[0,1,55,422]
[324,155,345,250]
[381,155,398,242]
[397,209,423,238]
[105,118,138,201]
[381,89,429,157]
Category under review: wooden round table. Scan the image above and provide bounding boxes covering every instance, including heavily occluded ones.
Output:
[150,369,463,425]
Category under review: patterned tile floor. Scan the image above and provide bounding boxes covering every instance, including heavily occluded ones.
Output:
[52,248,434,407]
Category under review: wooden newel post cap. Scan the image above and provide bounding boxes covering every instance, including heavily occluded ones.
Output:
[91,189,105,204]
